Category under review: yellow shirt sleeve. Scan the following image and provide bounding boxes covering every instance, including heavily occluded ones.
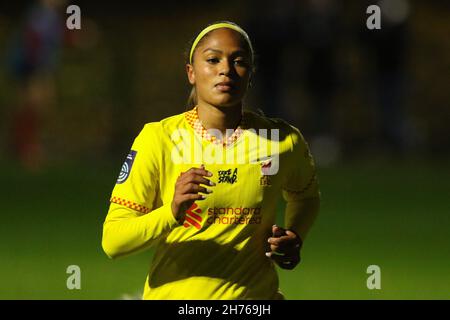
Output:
[281,126,320,239]
[281,126,320,200]
[102,123,180,259]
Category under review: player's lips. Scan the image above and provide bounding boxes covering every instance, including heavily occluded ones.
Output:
[215,81,235,92]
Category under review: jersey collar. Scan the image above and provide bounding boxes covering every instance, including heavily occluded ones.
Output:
[185,106,247,147]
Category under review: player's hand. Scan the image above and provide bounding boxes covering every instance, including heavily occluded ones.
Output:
[266,225,303,270]
[171,164,214,222]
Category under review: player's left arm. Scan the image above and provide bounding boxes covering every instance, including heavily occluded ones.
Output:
[284,195,320,243]
[267,126,320,270]
[267,197,320,270]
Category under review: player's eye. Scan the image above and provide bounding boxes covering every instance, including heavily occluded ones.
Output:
[234,59,248,67]
[206,57,220,64]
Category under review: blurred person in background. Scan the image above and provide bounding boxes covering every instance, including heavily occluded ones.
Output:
[102,21,320,299]
[5,0,66,170]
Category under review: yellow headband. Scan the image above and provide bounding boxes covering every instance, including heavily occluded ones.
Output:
[189,22,253,64]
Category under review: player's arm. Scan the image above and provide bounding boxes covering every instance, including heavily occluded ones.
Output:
[102,123,176,259]
[267,197,320,270]
[103,166,214,259]
[102,201,179,259]
[102,123,214,259]
[267,126,320,269]
[283,126,321,240]
[284,194,320,242]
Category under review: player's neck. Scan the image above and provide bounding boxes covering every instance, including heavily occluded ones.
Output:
[196,103,243,137]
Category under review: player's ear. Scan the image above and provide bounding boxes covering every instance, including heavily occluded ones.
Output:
[186,64,195,85]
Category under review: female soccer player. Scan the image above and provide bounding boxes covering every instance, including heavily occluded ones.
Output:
[102,21,320,299]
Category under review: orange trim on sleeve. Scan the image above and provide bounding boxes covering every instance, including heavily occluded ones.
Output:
[110,196,151,214]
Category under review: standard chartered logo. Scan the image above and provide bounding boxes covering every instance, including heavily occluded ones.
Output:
[170,128,280,175]
[207,207,262,225]
[183,205,263,230]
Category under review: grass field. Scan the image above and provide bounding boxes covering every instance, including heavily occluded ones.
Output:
[1,159,449,299]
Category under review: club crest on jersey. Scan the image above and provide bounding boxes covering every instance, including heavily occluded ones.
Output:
[260,158,272,175]
[218,168,238,184]
[116,150,137,184]
[259,158,272,186]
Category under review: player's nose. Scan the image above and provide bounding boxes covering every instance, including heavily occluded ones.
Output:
[219,59,233,76]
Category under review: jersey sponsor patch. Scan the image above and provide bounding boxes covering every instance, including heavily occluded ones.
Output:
[116,150,137,184]
[217,168,238,184]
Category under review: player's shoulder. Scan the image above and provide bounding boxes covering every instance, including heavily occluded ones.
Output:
[139,111,186,136]
[244,109,303,141]
[134,111,188,154]
[159,111,187,131]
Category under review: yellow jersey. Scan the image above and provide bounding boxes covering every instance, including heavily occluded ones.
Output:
[102,106,319,299]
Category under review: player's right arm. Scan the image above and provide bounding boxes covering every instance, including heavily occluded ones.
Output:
[101,124,213,259]
[102,123,171,259]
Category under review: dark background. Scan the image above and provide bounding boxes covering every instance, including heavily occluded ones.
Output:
[0,0,449,299]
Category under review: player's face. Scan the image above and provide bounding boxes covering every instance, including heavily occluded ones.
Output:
[187,28,252,108]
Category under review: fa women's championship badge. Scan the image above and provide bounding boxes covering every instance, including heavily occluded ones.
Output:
[117,150,137,184]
